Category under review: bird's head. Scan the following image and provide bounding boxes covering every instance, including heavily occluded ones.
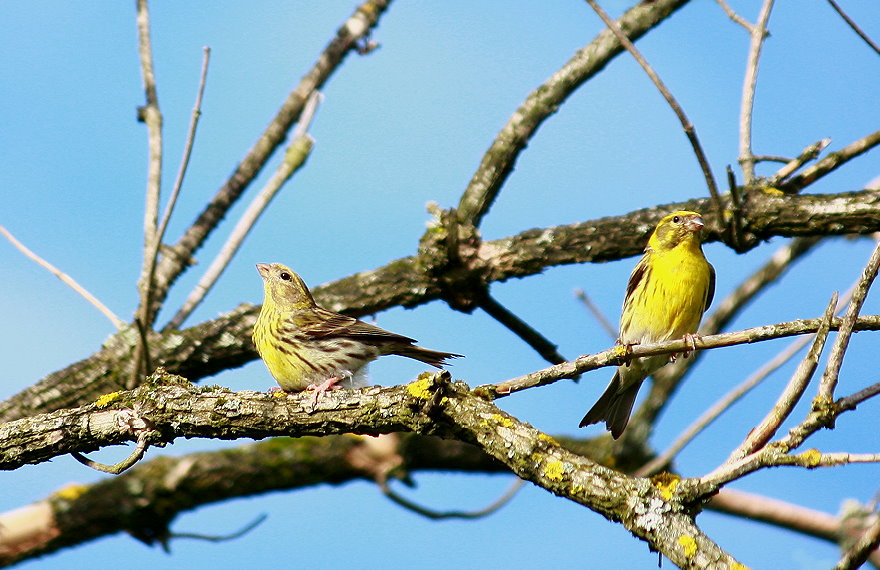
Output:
[648,210,705,252]
[256,262,316,310]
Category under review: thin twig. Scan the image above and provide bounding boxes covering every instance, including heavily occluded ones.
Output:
[825,0,880,57]
[454,0,689,227]
[148,0,393,319]
[737,0,775,183]
[574,288,617,341]
[838,380,880,411]
[818,239,880,402]
[71,433,150,475]
[378,477,524,520]
[171,514,268,543]
[725,294,837,463]
[640,275,855,477]
[165,92,322,331]
[752,154,792,163]
[781,128,880,193]
[768,138,831,187]
[715,0,752,31]
[478,293,569,366]
[584,0,722,213]
[478,314,880,398]
[147,46,211,318]
[0,225,124,329]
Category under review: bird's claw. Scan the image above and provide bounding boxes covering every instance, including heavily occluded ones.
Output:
[670,333,700,362]
[306,376,344,409]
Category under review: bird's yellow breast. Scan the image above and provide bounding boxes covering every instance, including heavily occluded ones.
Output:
[620,243,711,346]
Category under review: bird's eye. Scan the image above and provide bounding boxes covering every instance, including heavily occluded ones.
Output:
[280,272,291,281]
[672,215,681,223]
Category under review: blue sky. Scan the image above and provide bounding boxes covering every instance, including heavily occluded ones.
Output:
[2,1,879,568]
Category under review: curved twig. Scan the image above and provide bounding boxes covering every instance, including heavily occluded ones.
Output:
[378,476,524,520]
[737,0,775,183]
[585,0,721,212]
[455,0,690,226]
[71,432,150,475]
[0,225,124,329]
[165,91,322,331]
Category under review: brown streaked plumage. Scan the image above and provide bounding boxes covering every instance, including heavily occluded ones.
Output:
[253,263,461,399]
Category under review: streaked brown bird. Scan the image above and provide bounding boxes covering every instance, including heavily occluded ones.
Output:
[253,262,461,400]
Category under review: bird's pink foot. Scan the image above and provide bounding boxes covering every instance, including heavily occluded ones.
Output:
[670,333,700,362]
[618,341,638,367]
[306,376,344,408]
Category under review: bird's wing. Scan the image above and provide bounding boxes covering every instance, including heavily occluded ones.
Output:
[705,262,716,312]
[300,308,417,344]
[623,253,650,307]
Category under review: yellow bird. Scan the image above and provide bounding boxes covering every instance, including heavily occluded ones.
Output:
[253,263,461,399]
[579,211,715,438]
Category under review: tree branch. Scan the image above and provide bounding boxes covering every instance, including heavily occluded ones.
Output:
[0,370,742,567]
[4,191,880,422]
[454,0,691,226]
[147,0,393,320]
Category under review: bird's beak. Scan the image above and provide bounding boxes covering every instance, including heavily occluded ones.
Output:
[685,216,704,233]
[256,263,271,278]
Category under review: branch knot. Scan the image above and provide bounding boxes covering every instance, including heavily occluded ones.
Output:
[418,204,488,313]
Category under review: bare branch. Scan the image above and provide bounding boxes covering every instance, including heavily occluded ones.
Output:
[737,0,775,183]
[0,371,743,567]
[574,288,617,341]
[768,138,831,186]
[455,0,690,226]
[478,293,570,366]
[715,0,752,31]
[480,314,880,398]
[825,0,880,57]
[0,225,124,329]
[70,432,150,475]
[818,239,880,402]
[165,91,322,331]
[378,477,523,520]
[585,0,721,211]
[781,128,880,192]
[170,514,268,546]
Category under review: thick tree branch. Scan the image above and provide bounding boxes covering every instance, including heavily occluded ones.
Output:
[4,191,880,422]
[0,370,741,567]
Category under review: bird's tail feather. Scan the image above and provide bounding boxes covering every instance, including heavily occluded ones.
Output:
[395,346,462,368]
[579,373,641,439]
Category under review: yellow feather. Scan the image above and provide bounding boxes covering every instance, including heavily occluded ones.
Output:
[580,211,714,438]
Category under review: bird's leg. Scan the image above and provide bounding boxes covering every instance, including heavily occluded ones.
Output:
[618,340,637,367]
[669,333,700,362]
[307,370,353,409]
